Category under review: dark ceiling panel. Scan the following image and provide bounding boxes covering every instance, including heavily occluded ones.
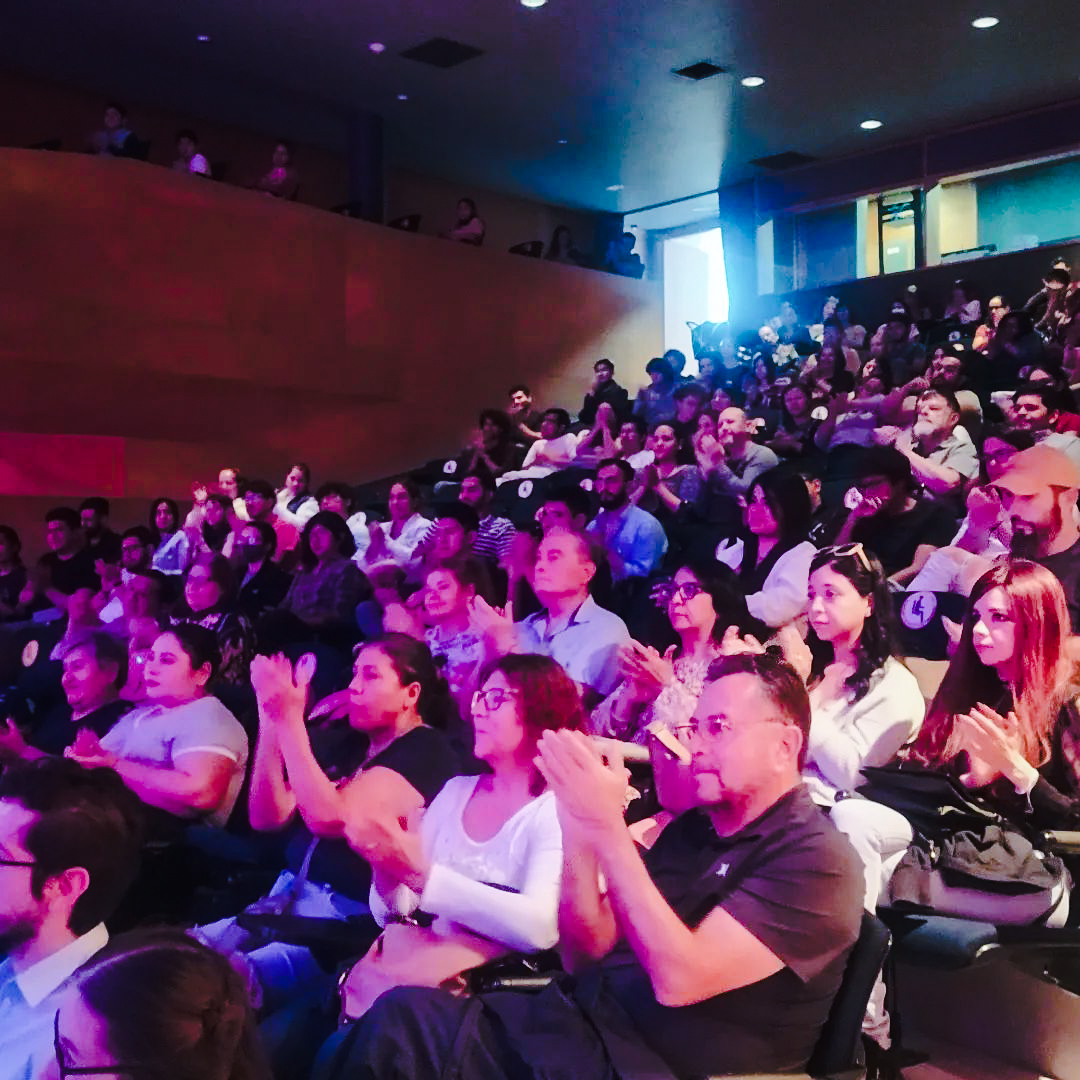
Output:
[400,37,485,69]
[673,61,726,81]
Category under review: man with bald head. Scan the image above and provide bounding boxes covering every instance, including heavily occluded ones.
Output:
[697,406,779,497]
[481,528,629,709]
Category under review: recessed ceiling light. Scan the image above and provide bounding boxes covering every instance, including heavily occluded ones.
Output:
[368,42,386,53]
[860,119,883,130]
[196,34,211,42]
[397,93,409,101]
[521,0,547,7]
[741,75,765,88]
[557,138,568,145]
[606,184,624,192]
[971,16,999,28]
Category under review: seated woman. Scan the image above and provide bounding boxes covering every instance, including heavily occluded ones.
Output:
[766,382,822,459]
[255,141,300,199]
[335,654,582,1022]
[573,401,620,469]
[631,357,678,428]
[802,544,924,807]
[171,554,255,686]
[66,625,248,831]
[715,468,817,629]
[357,481,432,572]
[634,422,705,524]
[445,198,485,245]
[187,493,233,557]
[281,512,369,641]
[832,560,1078,918]
[276,463,319,530]
[149,496,192,577]
[54,928,266,1080]
[457,409,521,478]
[196,635,459,1012]
[591,559,762,743]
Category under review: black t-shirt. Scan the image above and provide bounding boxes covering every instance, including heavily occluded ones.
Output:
[37,549,99,596]
[588,786,863,1076]
[0,566,28,618]
[86,529,122,566]
[1036,538,1080,631]
[29,698,133,757]
[284,724,461,902]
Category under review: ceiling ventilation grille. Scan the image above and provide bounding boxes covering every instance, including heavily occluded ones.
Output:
[673,61,726,81]
[400,37,485,68]
[748,151,818,170]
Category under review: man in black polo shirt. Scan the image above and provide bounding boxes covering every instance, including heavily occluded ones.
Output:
[25,507,99,613]
[339,653,863,1079]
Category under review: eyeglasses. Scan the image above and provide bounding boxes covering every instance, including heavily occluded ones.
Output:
[674,716,793,741]
[471,687,521,712]
[653,581,706,608]
[54,1011,147,1078]
[821,542,872,573]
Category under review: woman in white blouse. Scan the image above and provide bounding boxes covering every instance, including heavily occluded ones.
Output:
[336,653,584,1020]
[357,480,432,571]
[715,468,817,628]
[802,543,924,807]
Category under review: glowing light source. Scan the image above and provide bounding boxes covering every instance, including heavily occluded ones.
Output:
[740,76,765,88]
[557,138,567,145]
[368,42,386,53]
[196,34,211,42]
[397,93,409,101]
[521,0,548,7]
[606,184,624,192]
[971,16,999,28]
[860,119,883,130]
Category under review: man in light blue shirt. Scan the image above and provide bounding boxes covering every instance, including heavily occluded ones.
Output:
[0,759,143,1080]
[586,459,668,582]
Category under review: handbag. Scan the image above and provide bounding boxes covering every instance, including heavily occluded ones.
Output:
[856,763,1004,840]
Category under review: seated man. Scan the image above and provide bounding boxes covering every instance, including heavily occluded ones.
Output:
[616,416,654,471]
[586,458,667,582]
[0,758,144,1080]
[580,359,631,427]
[316,481,371,552]
[458,470,517,564]
[244,479,300,566]
[476,528,628,710]
[811,447,957,582]
[172,127,210,175]
[537,486,592,535]
[341,653,863,1079]
[874,389,978,511]
[670,382,709,448]
[234,521,293,619]
[409,504,480,583]
[0,631,132,761]
[22,508,99,615]
[507,384,544,446]
[79,497,122,566]
[497,409,578,485]
[1009,383,1080,467]
[604,231,645,278]
[697,407,780,498]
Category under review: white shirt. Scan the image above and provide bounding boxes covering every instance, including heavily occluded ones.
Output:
[372,776,562,953]
[275,491,319,531]
[804,658,925,806]
[715,539,817,628]
[0,923,109,1080]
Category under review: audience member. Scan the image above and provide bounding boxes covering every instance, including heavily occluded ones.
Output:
[715,468,816,628]
[172,128,210,175]
[186,466,248,531]
[245,480,300,566]
[697,407,780,498]
[341,653,862,1079]
[635,422,705,523]
[316,482,370,552]
[457,470,516,563]
[942,279,981,325]
[1008,384,1080,465]
[579,358,631,426]
[96,526,156,623]
[497,409,577,485]
[507,385,543,445]
[458,409,520,478]
[0,758,143,1080]
[586,458,668,582]
[78,497,121,566]
[536,487,591,535]
[766,383,821,459]
[234,521,293,620]
[25,508,99,613]
[545,225,584,266]
[149,497,192,577]
[972,295,1009,353]
[275,463,319,530]
[604,231,644,278]
[54,928,268,1080]
[0,525,29,622]
[573,400,621,468]
[88,102,137,157]
[189,493,233,557]
[617,415,655,470]
[444,197,486,245]
[66,625,248,831]
[255,141,300,199]
[632,357,678,426]
[360,480,431,571]
[410,504,480,584]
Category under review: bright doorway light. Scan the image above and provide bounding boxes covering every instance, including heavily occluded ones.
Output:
[662,228,729,373]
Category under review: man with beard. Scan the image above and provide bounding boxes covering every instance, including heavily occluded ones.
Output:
[994,445,1080,628]
[586,458,667,582]
[877,389,978,513]
[0,758,142,1080]
[1009,384,1080,467]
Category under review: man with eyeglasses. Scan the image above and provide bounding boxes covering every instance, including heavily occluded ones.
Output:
[341,653,862,1078]
[0,759,142,1080]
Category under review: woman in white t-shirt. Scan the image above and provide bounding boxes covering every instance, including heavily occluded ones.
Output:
[336,653,584,1020]
[67,625,248,829]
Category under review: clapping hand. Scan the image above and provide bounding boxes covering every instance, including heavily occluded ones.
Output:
[64,728,118,769]
[0,718,28,761]
[956,704,1034,790]
[616,641,674,701]
[534,730,628,843]
[468,595,516,650]
[251,652,315,723]
[718,624,766,657]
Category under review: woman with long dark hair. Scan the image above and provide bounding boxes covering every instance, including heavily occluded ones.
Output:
[54,928,268,1080]
[802,544,923,807]
[446,197,485,245]
[715,467,817,628]
[591,558,764,743]
[832,560,1077,916]
[545,225,582,265]
[281,511,368,634]
[149,496,192,577]
[0,524,28,621]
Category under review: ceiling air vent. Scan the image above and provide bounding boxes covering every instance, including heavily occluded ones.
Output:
[748,151,818,170]
[673,61,726,81]
[400,37,484,69]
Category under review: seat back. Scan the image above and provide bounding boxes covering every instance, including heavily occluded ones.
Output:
[389,213,422,232]
[509,240,544,258]
[806,912,891,1076]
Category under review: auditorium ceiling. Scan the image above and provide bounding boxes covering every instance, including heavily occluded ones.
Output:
[4,0,1078,213]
